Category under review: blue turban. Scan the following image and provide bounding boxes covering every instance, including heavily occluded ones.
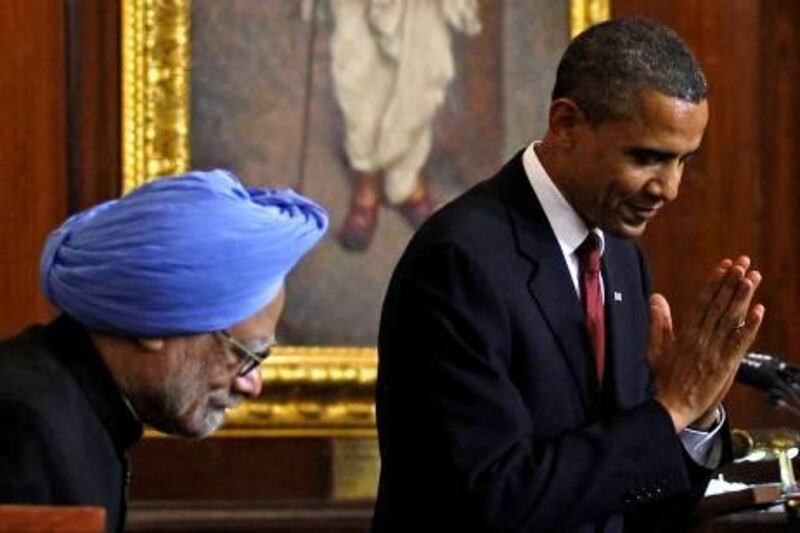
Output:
[40,169,328,336]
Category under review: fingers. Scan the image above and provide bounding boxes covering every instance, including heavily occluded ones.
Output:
[724,303,766,355]
[694,258,733,325]
[685,258,733,334]
[648,293,673,367]
[690,256,762,353]
[705,304,766,422]
[656,256,765,431]
[696,257,747,335]
[706,266,762,352]
[655,293,674,334]
[705,305,766,411]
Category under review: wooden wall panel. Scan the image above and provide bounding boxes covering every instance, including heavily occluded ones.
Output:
[66,0,122,211]
[0,0,118,339]
[129,438,374,532]
[130,438,332,501]
[612,1,800,429]
[758,0,800,424]
[0,1,67,339]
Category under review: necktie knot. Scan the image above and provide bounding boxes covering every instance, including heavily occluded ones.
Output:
[577,232,602,275]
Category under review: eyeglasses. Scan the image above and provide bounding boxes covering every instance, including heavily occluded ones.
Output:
[219,330,276,377]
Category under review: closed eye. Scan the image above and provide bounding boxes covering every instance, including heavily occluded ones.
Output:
[243,336,276,354]
[626,148,674,166]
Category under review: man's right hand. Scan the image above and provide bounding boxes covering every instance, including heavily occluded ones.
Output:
[648,256,765,433]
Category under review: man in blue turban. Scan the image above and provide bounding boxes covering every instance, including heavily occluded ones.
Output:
[0,169,327,532]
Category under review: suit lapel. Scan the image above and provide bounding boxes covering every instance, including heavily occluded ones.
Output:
[496,154,596,411]
[602,238,646,410]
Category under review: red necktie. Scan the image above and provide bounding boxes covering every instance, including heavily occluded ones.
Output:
[577,233,605,384]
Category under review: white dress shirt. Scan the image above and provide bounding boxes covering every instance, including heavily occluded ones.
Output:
[521,142,723,468]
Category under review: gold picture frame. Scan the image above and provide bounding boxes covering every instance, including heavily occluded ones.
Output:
[121,0,609,437]
[570,0,611,38]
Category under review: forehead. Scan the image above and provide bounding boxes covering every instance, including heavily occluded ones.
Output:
[596,91,709,153]
[228,287,286,340]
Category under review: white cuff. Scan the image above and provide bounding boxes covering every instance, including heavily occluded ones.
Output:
[679,406,726,468]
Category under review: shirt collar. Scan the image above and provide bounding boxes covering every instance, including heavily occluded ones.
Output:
[522,142,605,258]
[43,315,143,451]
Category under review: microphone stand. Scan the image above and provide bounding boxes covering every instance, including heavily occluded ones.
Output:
[741,372,800,521]
[767,391,800,420]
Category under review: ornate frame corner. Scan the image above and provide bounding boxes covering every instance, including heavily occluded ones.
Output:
[121,0,191,192]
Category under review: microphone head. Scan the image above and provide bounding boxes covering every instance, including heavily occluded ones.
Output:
[747,352,800,376]
[736,359,784,392]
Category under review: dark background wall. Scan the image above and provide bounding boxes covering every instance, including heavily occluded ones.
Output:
[0,0,119,339]
[0,0,68,337]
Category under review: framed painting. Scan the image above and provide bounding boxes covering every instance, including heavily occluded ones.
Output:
[121,0,609,437]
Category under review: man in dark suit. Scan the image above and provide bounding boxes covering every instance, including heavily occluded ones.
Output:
[0,170,328,531]
[373,18,764,532]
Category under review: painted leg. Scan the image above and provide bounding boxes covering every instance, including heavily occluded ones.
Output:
[396,177,436,230]
[338,171,381,251]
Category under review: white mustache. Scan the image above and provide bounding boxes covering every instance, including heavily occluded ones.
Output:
[209,394,244,410]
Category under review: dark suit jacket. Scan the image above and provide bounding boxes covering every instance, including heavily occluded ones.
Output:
[0,315,142,532]
[372,153,722,532]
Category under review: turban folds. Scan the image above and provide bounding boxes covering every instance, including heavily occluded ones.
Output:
[40,170,328,336]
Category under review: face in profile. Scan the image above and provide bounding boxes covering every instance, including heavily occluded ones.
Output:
[559,90,709,238]
[132,287,285,438]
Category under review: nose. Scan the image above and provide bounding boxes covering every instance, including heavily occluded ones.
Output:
[648,163,683,202]
[233,367,263,398]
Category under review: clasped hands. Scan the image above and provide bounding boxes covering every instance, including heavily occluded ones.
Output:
[649,256,765,433]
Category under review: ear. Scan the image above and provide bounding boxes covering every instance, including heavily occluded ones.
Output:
[136,337,166,352]
[547,98,589,147]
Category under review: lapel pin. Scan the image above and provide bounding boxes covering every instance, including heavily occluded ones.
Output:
[614,291,623,302]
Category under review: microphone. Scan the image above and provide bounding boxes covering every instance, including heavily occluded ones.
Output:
[736,354,800,424]
[736,353,800,392]
[745,352,800,375]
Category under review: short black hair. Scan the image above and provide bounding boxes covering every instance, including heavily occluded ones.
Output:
[552,17,707,123]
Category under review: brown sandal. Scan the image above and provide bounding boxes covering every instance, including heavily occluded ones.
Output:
[339,200,379,251]
[397,187,436,230]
